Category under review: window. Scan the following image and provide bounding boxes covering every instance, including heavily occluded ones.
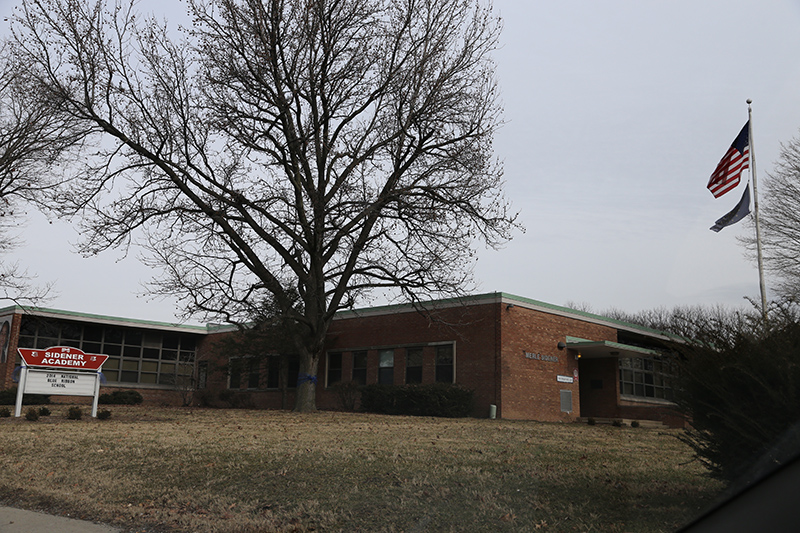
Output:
[227,357,264,389]
[619,357,674,401]
[405,347,423,384]
[266,356,281,389]
[15,320,194,389]
[378,349,394,385]
[288,356,300,388]
[352,351,367,385]
[247,358,261,389]
[197,362,208,389]
[435,344,454,383]
[229,358,243,389]
[18,318,200,388]
[327,352,343,387]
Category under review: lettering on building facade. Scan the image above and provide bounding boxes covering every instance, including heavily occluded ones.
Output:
[524,351,558,363]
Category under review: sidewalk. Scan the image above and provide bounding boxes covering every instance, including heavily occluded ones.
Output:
[0,506,120,533]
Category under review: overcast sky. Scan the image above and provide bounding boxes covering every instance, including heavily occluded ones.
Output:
[3,0,800,324]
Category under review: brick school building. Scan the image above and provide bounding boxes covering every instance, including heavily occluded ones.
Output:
[0,293,683,426]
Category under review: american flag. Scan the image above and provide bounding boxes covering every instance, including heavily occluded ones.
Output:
[707,121,750,198]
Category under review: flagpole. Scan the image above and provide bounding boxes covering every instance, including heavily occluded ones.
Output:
[747,99,769,325]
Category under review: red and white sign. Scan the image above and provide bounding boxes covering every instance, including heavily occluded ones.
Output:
[18,346,108,371]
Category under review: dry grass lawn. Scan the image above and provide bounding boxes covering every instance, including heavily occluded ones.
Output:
[0,406,723,532]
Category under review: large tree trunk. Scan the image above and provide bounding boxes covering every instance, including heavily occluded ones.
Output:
[293,350,319,412]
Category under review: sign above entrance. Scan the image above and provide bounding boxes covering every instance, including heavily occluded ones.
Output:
[524,351,558,363]
[18,346,108,371]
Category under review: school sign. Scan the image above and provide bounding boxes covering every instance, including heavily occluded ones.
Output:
[15,347,109,418]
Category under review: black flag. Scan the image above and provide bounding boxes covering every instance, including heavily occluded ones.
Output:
[710,183,751,232]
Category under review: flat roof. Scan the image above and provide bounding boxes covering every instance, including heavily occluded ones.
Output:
[0,305,208,335]
[0,292,681,342]
[335,292,678,342]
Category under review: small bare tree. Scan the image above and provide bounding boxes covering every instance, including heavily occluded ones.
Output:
[741,132,800,302]
[8,0,518,411]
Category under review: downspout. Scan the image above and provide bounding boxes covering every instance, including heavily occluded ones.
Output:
[494,294,502,416]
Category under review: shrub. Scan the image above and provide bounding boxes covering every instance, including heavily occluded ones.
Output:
[38,406,51,417]
[25,408,39,421]
[97,409,112,420]
[630,420,640,428]
[0,387,50,405]
[197,390,216,407]
[217,388,235,405]
[673,303,800,483]
[214,389,255,409]
[67,406,83,420]
[331,380,360,411]
[0,407,10,417]
[611,419,624,427]
[99,389,143,405]
[360,383,474,418]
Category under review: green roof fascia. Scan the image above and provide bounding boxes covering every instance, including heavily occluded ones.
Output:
[332,292,507,319]
[0,305,208,334]
[334,292,680,342]
[498,293,682,341]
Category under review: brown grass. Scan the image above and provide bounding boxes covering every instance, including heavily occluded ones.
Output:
[0,406,723,532]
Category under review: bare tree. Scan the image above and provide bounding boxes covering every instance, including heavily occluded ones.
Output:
[0,42,82,304]
[741,132,800,302]
[8,0,517,411]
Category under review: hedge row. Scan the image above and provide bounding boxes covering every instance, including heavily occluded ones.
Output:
[0,387,50,405]
[98,390,143,405]
[359,383,474,418]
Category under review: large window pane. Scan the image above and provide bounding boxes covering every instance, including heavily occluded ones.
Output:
[352,351,367,385]
[229,359,242,389]
[435,345,454,383]
[83,325,103,342]
[619,357,674,401]
[327,353,343,387]
[82,341,102,354]
[406,347,423,384]
[267,356,280,389]
[378,349,394,385]
[247,358,260,389]
[124,330,142,346]
[104,344,122,356]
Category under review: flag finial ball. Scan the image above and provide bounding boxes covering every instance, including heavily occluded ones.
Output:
[746,98,752,104]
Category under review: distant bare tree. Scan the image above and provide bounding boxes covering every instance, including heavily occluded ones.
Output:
[8,0,517,411]
[603,303,754,341]
[741,132,800,302]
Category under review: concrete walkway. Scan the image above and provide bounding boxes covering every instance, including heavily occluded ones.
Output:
[0,506,120,533]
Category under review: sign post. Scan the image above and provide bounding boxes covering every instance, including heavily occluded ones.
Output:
[15,346,109,418]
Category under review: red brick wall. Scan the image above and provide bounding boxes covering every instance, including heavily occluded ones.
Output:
[498,305,618,422]
[196,329,298,410]
[1,301,687,427]
[0,312,21,389]
[322,302,500,416]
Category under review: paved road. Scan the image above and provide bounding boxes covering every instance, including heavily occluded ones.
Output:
[0,506,120,533]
